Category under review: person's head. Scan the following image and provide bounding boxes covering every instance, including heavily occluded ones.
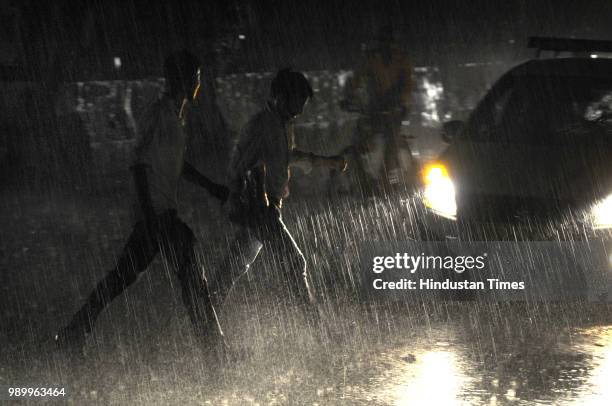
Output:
[270,68,314,120]
[163,50,201,101]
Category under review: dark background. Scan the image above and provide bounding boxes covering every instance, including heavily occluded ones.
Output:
[2,0,612,82]
[2,3,612,404]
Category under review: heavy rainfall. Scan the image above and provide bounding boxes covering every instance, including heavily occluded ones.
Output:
[1,1,612,404]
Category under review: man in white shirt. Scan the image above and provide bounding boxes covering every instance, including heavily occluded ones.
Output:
[55,51,229,354]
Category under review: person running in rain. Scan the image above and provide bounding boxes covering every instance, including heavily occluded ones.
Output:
[55,50,229,354]
[340,25,415,195]
[209,68,346,316]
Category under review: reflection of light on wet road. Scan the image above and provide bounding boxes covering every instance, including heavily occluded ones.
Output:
[588,343,612,403]
[369,324,612,405]
[394,350,466,405]
[566,326,612,405]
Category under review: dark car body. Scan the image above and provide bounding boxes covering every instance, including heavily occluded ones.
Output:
[421,58,612,239]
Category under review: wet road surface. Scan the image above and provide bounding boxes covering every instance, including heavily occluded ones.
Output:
[2,187,612,405]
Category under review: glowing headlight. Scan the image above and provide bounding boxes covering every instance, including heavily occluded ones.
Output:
[592,194,612,229]
[421,162,457,220]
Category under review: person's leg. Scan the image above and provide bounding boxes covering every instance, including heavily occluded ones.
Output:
[56,221,158,347]
[260,210,315,306]
[161,215,228,342]
[209,227,263,308]
[353,116,377,196]
[382,113,403,191]
[259,210,332,341]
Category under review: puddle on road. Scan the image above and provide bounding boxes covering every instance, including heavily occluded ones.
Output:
[366,325,612,405]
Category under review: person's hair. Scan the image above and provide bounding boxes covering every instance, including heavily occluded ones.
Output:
[163,50,200,96]
[270,68,314,100]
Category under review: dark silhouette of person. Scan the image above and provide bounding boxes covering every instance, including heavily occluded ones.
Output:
[55,50,229,354]
[210,69,345,314]
[341,25,414,194]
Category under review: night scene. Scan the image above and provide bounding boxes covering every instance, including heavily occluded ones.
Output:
[1,0,612,404]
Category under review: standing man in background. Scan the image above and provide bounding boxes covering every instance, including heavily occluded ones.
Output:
[341,25,414,195]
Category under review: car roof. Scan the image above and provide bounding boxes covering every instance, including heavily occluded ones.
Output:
[508,58,612,79]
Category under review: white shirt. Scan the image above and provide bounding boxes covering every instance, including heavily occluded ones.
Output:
[133,94,188,214]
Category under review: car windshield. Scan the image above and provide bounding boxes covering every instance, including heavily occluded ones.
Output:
[467,73,612,144]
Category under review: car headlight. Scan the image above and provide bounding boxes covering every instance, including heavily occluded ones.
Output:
[421,162,457,220]
[592,194,612,229]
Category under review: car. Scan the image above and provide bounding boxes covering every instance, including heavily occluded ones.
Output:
[418,38,612,241]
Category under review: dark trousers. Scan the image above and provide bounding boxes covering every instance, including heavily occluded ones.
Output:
[67,209,223,339]
[210,206,315,309]
[353,111,408,192]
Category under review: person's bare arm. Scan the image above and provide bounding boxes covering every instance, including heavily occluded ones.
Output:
[291,150,348,172]
[182,161,229,202]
